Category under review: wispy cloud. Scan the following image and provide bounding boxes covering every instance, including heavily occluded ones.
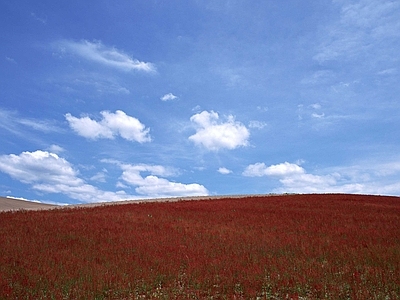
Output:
[90,171,107,183]
[30,12,47,24]
[18,118,61,133]
[47,144,65,154]
[377,68,397,76]
[189,110,250,151]
[71,74,131,95]
[314,0,400,64]
[65,110,151,143]
[0,108,62,136]
[5,56,16,64]
[248,120,267,129]
[55,39,156,72]
[296,103,355,129]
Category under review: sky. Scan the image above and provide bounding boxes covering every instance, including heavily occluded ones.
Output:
[1,0,400,205]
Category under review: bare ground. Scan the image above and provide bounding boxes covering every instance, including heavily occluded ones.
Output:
[0,196,59,212]
[0,195,256,212]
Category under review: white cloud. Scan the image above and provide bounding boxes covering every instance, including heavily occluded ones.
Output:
[243,159,400,195]
[115,163,208,197]
[244,161,343,193]
[90,171,107,183]
[189,110,250,151]
[311,103,321,110]
[0,150,131,203]
[65,110,151,143]
[0,151,77,184]
[56,39,155,72]
[65,113,113,139]
[161,93,178,101]
[243,162,305,177]
[218,167,232,174]
[248,120,267,129]
[135,176,208,197]
[312,113,325,119]
[47,144,65,153]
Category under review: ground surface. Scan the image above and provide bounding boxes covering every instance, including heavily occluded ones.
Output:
[1,193,399,299]
[0,195,253,212]
[0,197,58,211]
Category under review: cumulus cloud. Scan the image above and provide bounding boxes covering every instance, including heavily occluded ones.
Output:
[218,167,232,174]
[161,93,178,101]
[189,110,250,151]
[244,161,346,193]
[243,160,400,195]
[243,162,305,177]
[65,110,151,143]
[113,163,209,198]
[0,151,78,184]
[56,39,155,72]
[0,150,130,203]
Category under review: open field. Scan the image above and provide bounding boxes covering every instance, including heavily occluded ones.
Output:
[1,194,399,299]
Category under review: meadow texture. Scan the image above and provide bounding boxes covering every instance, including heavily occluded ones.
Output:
[0,194,399,299]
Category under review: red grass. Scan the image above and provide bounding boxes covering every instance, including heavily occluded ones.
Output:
[1,194,399,299]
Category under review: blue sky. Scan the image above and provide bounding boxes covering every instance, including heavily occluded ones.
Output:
[1,0,399,204]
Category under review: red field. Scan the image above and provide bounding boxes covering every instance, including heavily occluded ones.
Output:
[0,194,399,299]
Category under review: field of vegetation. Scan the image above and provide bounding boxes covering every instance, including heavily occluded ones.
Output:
[0,194,399,299]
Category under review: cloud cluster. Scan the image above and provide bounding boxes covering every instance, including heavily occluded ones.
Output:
[56,40,155,72]
[243,160,400,195]
[101,161,208,198]
[189,110,250,151]
[0,150,209,202]
[0,150,129,203]
[65,110,151,143]
[118,163,208,197]
[243,161,356,193]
